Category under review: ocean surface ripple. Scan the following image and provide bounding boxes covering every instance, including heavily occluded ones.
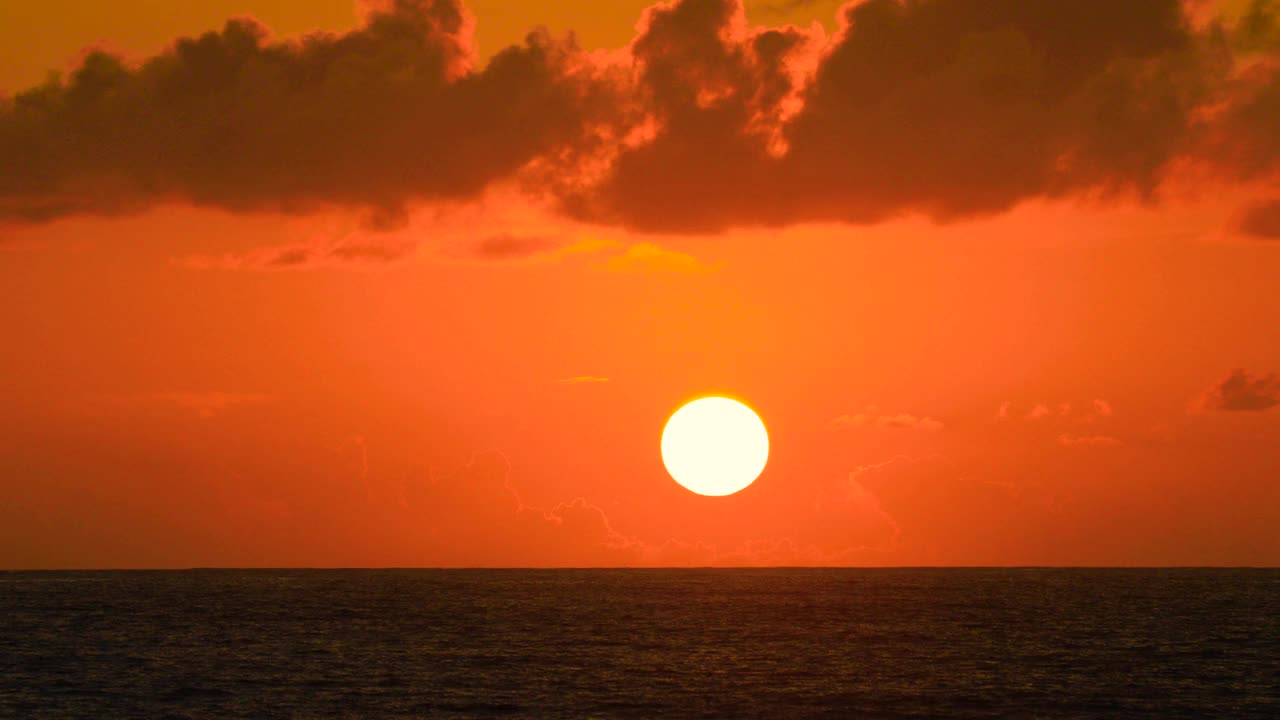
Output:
[1,568,1276,718]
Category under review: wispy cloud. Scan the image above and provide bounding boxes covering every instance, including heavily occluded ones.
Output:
[833,408,943,431]
[182,236,417,271]
[999,399,1115,423]
[105,391,270,418]
[555,376,611,385]
[1057,433,1123,448]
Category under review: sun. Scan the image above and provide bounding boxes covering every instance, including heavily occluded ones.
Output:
[661,396,769,497]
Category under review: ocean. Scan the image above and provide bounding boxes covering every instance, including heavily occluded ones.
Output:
[1,568,1276,718]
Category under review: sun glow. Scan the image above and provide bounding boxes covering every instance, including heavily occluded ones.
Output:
[661,397,769,497]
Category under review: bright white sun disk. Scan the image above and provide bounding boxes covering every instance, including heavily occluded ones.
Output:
[661,396,769,496]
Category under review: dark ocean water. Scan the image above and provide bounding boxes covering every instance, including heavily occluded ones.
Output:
[0,569,1276,719]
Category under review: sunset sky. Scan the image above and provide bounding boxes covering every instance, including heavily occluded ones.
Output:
[2,0,1278,568]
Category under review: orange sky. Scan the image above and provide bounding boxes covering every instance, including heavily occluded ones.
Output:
[2,0,1279,568]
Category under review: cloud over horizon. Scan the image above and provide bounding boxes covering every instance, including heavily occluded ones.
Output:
[1197,368,1280,412]
[3,0,1280,236]
[1234,197,1280,240]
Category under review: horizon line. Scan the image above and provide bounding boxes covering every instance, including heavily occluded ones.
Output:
[4,565,1277,572]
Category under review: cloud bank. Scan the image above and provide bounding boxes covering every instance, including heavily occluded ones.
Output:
[3,0,1280,234]
[0,0,608,223]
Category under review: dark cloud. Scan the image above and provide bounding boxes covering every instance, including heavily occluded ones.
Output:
[183,235,417,270]
[784,0,1205,217]
[1234,197,1280,240]
[263,246,315,268]
[748,0,837,12]
[1233,0,1280,53]
[558,0,815,231]
[1198,369,1280,412]
[472,233,559,259]
[0,0,608,223]
[1199,1,1280,180]
[3,0,1280,235]
[568,0,1222,231]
